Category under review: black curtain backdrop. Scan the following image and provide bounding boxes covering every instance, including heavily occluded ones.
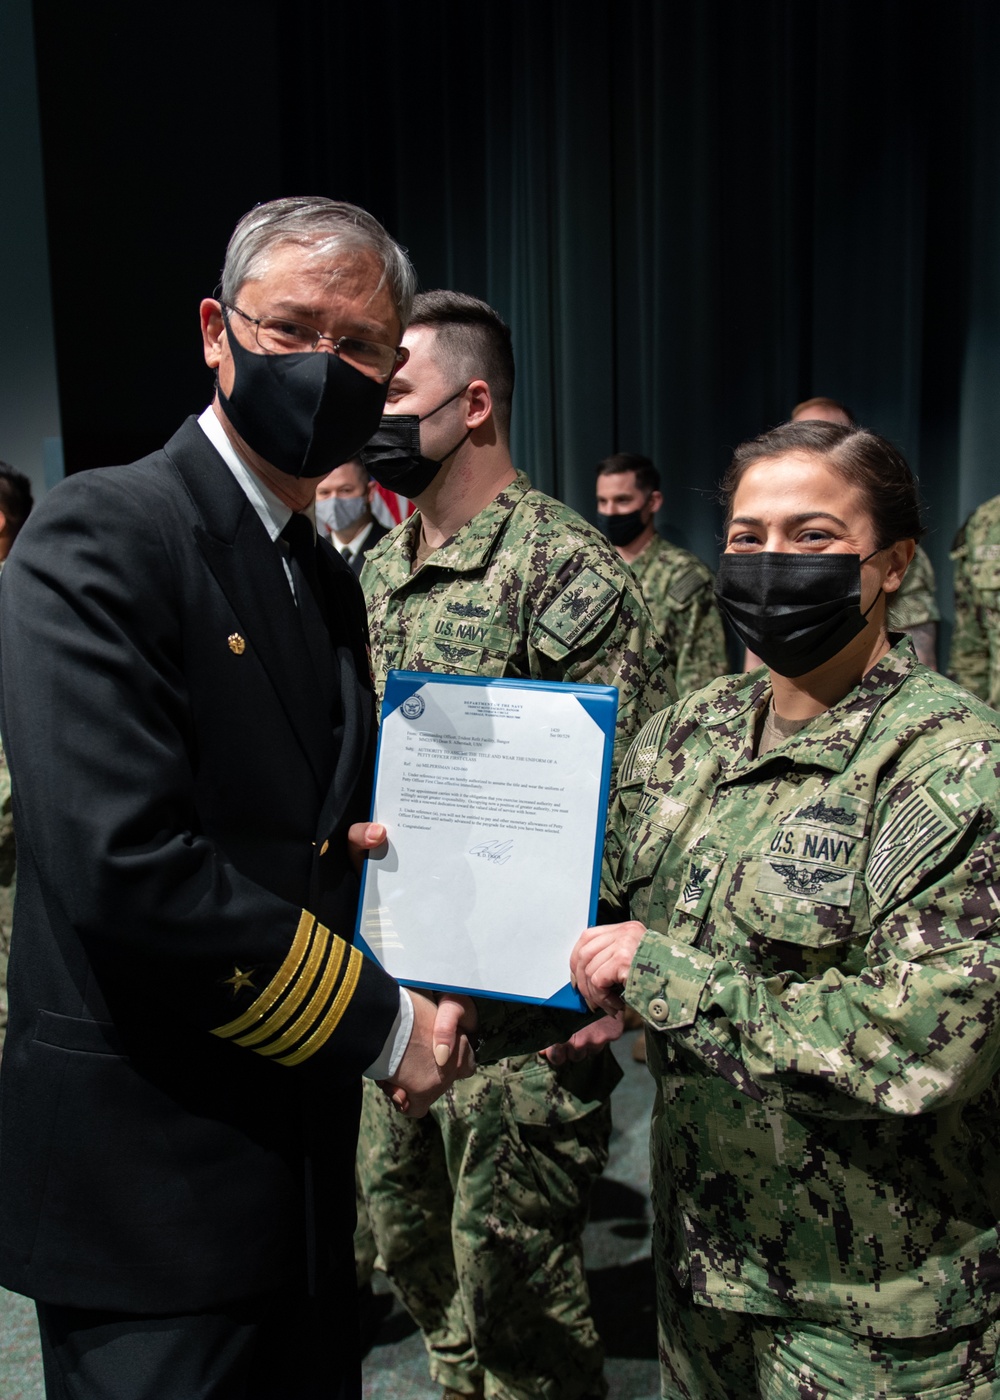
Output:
[32,0,1000,640]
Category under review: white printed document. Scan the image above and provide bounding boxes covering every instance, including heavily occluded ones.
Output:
[355,671,618,1008]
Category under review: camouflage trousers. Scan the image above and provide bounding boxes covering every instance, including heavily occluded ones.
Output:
[656,1262,1000,1399]
[354,1170,377,1289]
[358,1052,616,1400]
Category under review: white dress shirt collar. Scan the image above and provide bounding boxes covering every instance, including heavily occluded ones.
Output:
[197,406,317,541]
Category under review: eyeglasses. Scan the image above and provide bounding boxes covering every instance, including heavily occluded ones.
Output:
[223,303,407,383]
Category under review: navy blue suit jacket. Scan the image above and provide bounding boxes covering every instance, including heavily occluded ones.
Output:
[0,417,399,1313]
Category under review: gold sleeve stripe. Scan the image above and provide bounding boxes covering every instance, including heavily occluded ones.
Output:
[253,936,347,1059]
[211,910,316,1041]
[276,945,363,1067]
[233,922,333,1049]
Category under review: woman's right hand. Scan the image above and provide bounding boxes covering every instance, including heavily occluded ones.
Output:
[570,921,647,1014]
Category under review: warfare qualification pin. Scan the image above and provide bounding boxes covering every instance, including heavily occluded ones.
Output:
[228,633,246,655]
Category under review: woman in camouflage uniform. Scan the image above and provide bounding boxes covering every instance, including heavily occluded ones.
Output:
[572,421,1000,1399]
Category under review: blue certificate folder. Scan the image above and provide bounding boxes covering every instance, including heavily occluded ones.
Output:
[355,670,618,1011]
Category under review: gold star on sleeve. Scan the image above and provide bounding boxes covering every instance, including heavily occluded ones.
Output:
[223,966,258,996]
[211,912,363,1066]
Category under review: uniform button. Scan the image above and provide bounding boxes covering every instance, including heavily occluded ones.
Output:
[319,839,330,856]
[647,997,669,1024]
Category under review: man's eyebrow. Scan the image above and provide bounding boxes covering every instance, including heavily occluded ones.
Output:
[729,511,849,529]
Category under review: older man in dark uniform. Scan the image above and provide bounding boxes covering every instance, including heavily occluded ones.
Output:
[0,197,473,1400]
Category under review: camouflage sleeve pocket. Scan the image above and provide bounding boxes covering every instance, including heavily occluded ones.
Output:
[619,810,686,931]
[501,1052,622,1126]
[532,566,622,658]
[967,553,1000,609]
[865,786,969,911]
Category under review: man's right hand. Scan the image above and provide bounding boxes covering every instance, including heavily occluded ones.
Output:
[378,991,477,1118]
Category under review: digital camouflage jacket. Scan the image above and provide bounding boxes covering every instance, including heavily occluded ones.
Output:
[602,640,1000,1336]
[625,533,729,697]
[950,492,1000,708]
[887,541,940,631]
[362,470,676,1060]
[362,470,675,773]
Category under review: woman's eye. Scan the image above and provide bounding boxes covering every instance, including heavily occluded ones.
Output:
[797,529,833,545]
[727,532,761,549]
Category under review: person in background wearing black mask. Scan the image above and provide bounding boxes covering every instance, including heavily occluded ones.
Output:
[315,456,388,577]
[356,289,672,1400]
[787,397,941,668]
[572,419,1000,1399]
[595,452,729,697]
[0,197,476,1400]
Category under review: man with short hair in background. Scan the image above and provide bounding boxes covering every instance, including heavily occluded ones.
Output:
[595,451,728,695]
[315,457,389,576]
[788,397,941,668]
[357,290,673,1400]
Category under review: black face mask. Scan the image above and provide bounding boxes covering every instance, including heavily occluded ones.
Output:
[714,551,882,678]
[599,508,648,548]
[217,308,389,479]
[360,387,470,499]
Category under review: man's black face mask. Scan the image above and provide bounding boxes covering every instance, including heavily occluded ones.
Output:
[360,387,470,499]
[218,308,388,479]
[599,508,648,548]
[714,550,883,678]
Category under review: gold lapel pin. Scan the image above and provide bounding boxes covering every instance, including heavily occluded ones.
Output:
[228,633,246,655]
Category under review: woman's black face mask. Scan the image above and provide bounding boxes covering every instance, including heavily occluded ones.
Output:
[714,550,883,678]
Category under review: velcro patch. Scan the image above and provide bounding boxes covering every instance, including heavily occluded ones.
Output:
[618,708,673,786]
[675,854,722,918]
[635,792,689,829]
[974,544,1000,562]
[866,787,962,906]
[668,563,707,605]
[783,792,869,833]
[536,567,620,648]
[758,860,855,907]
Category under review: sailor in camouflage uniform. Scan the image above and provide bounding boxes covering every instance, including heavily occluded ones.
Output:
[595,453,729,695]
[886,541,940,667]
[790,398,941,668]
[950,491,1000,708]
[357,291,673,1400]
[573,421,1000,1398]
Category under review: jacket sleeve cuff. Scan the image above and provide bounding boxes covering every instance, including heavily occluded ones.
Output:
[624,931,716,1030]
[210,910,397,1071]
[363,987,413,1080]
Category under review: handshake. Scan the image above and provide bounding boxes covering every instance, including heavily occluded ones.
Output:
[378,989,478,1119]
[351,822,628,1118]
[351,820,477,1119]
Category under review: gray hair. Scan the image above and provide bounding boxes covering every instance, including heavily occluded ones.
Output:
[220,196,416,328]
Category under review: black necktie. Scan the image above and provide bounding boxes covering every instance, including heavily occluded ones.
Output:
[281,513,329,627]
